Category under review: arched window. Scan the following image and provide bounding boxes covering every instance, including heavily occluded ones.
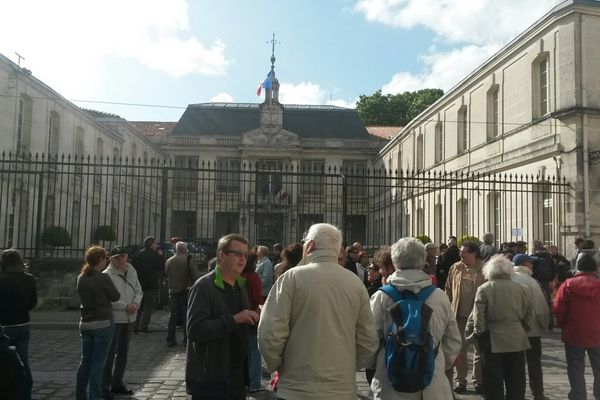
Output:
[434,121,444,163]
[416,134,424,171]
[532,53,551,118]
[48,111,60,157]
[457,105,468,154]
[486,85,499,140]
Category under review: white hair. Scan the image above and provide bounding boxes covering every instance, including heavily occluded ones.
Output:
[304,223,342,253]
[483,254,514,280]
[391,237,426,270]
[482,232,494,245]
[175,241,188,254]
[257,246,270,256]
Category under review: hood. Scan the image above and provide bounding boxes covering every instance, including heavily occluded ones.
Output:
[386,268,434,294]
[513,265,533,276]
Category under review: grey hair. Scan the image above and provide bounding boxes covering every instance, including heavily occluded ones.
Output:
[175,241,188,254]
[304,223,342,253]
[391,237,426,270]
[257,245,270,256]
[483,254,514,280]
[482,232,494,245]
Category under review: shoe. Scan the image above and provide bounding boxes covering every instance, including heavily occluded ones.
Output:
[453,384,466,394]
[167,341,177,347]
[139,329,152,334]
[475,384,484,394]
[249,386,266,393]
[110,386,134,395]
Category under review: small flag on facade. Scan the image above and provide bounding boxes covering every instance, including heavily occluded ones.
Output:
[256,70,273,96]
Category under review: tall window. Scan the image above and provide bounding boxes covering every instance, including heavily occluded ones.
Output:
[487,192,501,244]
[174,156,199,192]
[16,94,32,155]
[487,85,499,140]
[48,112,60,157]
[94,138,104,185]
[416,134,424,171]
[215,158,240,193]
[74,127,85,175]
[539,57,549,116]
[456,198,469,236]
[343,160,367,196]
[434,122,443,163]
[257,160,282,198]
[457,106,468,154]
[300,160,324,194]
[533,53,550,118]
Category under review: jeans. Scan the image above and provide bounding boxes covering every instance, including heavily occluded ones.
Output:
[565,343,600,400]
[247,330,262,390]
[167,291,187,343]
[526,336,545,399]
[76,324,114,400]
[103,323,131,391]
[478,331,526,400]
[4,324,33,400]
[133,288,156,332]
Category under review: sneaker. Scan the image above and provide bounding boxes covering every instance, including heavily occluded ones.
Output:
[110,386,134,395]
[248,386,266,393]
[453,384,467,394]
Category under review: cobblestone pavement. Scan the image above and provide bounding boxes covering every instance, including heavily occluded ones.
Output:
[29,309,594,399]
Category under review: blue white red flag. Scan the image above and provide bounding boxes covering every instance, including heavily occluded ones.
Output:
[256,70,273,96]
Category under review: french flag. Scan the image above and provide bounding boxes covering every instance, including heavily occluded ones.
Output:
[256,70,273,96]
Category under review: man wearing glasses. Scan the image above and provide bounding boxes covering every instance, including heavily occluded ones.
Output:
[186,233,259,400]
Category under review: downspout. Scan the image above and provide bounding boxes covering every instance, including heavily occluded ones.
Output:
[577,14,590,237]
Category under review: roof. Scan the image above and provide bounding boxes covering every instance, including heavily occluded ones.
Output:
[130,121,177,137]
[80,108,122,119]
[366,126,402,140]
[171,102,371,139]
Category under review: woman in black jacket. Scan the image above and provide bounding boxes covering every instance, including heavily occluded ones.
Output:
[76,246,120,400]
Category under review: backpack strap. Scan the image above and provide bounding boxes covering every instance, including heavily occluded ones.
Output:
[416,285,437,302]
[379,284,404,303]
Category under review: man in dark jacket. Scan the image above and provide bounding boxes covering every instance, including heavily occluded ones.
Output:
[132,236,164,333]
[436,236,461,289]
[186,233,259,400]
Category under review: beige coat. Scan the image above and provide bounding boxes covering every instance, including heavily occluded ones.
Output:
[512,265,549,337]
[257,249,379,400]
[469,276,534,353]
[445,260,486,317]
[370,269,462,400]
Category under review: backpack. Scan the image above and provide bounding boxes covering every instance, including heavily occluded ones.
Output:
[379,284,438,393]
[532,251,556,283]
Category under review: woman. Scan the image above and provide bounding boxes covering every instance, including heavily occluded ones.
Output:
[467,255,533,400]
[0,248,38,400]
[76,246,120,400]
[241,254,265,393]
[273,243,303,281]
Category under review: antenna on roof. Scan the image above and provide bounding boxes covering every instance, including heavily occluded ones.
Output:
[15,52,25,67]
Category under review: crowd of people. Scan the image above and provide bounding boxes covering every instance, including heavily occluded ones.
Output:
[1,228,600,400]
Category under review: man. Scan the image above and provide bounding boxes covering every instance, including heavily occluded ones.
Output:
[515,240,528,255]
[131,236,164,333]
[436,236,460,289]
[479,232,497,262]
[165,241,201,346]
[343,245,360,275]
[512,254,550,400]
[445,241,485,394]
[0,249,37,400]
[553,254,600,400]
[255,246,273,300]
[103,246,143,397]
[186,234,259,400]
[271,243,283,265]
[569,237,584,267]
[370,237,461,399]
[258,223,379,400]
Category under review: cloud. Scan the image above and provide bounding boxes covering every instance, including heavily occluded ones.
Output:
[355,0,562,94]
[279,82,357,108]
[210,92,234,102]
[0,0,230,97]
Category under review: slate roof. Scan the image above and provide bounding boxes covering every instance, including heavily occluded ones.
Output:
[170,102,371,139]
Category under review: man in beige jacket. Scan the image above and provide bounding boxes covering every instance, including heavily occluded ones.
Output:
[258,223,379,400]
[445,240,486,394]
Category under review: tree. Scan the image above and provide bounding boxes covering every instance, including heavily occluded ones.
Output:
[356,89,444,126]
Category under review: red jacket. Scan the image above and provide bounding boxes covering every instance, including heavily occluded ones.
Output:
[553,272,600,347]
[241,271,263,311]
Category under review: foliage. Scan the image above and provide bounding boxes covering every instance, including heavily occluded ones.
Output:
[415,235,432,244]
[41,226,72,247]
[457,235,480,247]
[94,225,116,242]
[356,89,444,126]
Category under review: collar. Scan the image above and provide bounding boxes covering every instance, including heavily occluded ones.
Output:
[514,265,533,276]
[213,265,246,289]
[298,248,339,266]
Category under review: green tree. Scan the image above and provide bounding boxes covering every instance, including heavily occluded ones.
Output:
[356,89,444,126]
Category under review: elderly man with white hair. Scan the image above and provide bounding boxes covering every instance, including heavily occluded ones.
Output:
[258,223,378,400]
[370,237,461,400]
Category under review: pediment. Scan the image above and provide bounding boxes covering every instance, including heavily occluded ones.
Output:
[242,127,300,147]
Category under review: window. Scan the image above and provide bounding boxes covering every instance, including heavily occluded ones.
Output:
[416,134,424,171]
[216,158,240,193]
[257,159,282,198]
[343,160,367,196]
[487,192,501,245]
[71,201,81,245]
[456,198,469,236]
[94,138,104,185]
[173,156,199,192]
[540,58,549,116]
[533,182,554,245]
[487,85,499,139]
[434,203,443,244]
[533,53,551,118]
[48,112,60,157]
[457,106,468,154]
[301,160,324,194]
[434,122,443,164]
[74,127,85,175]
[16,94,32,155]
[45,195,55,228]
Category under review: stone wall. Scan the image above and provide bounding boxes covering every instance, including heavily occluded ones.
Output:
[29,258,81,309]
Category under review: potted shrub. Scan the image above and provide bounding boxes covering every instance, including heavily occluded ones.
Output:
[415,235,432,244]
[94,225,116,244]
[457,235,480,247]
[41,226,72,256]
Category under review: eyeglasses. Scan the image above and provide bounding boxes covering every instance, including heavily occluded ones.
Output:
[224,249,249,258]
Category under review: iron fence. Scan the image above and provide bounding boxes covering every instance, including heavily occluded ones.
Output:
[0,152,571,258]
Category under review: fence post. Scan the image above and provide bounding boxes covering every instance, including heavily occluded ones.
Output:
[340,173,347,243]
[34,160,44,258]
[159,163,168,245]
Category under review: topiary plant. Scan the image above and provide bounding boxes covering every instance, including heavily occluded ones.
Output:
[457,235,480,247]
[94,225,116,242]
[415,235,432,244]
[41,226,72,247]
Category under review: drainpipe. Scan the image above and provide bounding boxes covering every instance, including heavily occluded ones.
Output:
[583,121,590,237]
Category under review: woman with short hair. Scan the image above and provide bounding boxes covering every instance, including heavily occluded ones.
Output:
[76,246,120,400]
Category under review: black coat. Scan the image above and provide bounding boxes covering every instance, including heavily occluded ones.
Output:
[132,248,164,290]
[436,245,460,289]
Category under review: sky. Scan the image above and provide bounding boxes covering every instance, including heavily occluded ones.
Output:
[0,0,565,122]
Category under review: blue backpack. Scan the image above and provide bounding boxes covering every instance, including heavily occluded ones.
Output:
[379,284,438,393]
